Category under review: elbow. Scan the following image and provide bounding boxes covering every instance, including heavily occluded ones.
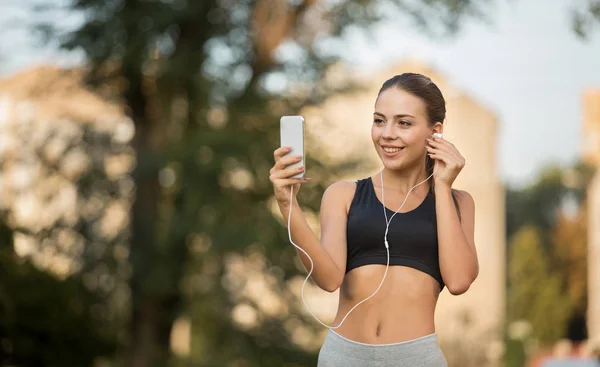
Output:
[446,270,478,296]
[323,274,344,293]
[323,283,340,293]
[446,281,471,295]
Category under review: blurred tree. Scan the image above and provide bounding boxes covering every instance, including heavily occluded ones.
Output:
[35,1,492,365]
[504,336,527,367]
[505,162,596,346]
[507,226,572,343]
[0,64,136,365]
[23,0,597,366]
[551,210,588,319]
[572,0,600,38]
[0,220,117,365]
[506,162,595,244]
[505,167,565,243]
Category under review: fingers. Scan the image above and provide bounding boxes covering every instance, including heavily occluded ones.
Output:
[273,147,302,170]
[426,137,456,152]
[271,147,310,192]
[427,149,465,170]
[427,144,462,163]
[427,151,449,164]
[275,156,303,172]
[427,147,449,162]
[270,165,305,180]
[426,137,465,167]
[274,146,291,161]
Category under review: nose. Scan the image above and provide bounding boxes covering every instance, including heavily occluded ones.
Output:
[382,121,396,140]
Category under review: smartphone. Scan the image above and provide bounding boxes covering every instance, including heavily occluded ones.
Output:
[280,116,305,179]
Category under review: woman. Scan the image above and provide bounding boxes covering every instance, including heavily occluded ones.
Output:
[269,73,479,366]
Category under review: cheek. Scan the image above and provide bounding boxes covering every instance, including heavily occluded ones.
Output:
[401,130,423,145]
[371,125,379,141]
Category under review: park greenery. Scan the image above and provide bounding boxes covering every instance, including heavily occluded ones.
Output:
[0,0,598,366]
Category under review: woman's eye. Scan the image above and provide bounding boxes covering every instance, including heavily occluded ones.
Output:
[399,120,411,126]
[374,118,384,124]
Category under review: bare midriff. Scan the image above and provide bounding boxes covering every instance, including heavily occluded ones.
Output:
[331,264,441,344]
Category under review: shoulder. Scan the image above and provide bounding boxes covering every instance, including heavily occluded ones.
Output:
[324,181,357,199]
[322,181,357,211]
[451,189,475,212]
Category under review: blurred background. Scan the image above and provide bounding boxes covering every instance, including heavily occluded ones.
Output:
[0,0,599,366]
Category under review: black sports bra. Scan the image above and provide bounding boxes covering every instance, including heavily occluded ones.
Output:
[345,177,445,288]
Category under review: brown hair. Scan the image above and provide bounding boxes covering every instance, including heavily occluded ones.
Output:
[377,73,461,220]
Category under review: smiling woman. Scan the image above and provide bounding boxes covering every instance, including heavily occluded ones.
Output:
[270,72,478,367]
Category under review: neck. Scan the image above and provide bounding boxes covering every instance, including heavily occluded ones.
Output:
[380,158,431,195]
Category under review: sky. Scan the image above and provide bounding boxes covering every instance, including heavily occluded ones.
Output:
[339,0,600,187]
[0,0,599,187]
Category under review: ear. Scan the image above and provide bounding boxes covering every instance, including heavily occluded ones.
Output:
[432,122,443,136]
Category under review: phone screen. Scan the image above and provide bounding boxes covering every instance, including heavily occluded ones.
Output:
[280,116,305,178]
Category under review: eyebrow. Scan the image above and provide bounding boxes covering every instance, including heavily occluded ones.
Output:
[373,112,415,119]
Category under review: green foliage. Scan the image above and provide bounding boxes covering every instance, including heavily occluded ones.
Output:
[505,161,596,351]
[6,0,595,366]
[504,337,527,367]
[507,226,572,343]
[572,0,600,38]
[505,162,595,245]
[36,1,489,365]
[0,222,117,366]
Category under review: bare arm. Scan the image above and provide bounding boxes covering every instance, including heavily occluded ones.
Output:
[426,134,479,295]
[278,181,353,292]
[435,185,478,295]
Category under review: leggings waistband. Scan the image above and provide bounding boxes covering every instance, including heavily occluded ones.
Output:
[324,329,441,361]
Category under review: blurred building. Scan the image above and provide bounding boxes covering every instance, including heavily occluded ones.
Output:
[303,59,506,366]
[583,90,600,166]
[583,89,600,347]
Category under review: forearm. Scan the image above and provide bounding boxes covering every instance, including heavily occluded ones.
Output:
[435,184,478,293]
[279,200,343,292]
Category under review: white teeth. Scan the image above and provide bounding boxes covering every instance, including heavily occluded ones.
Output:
[383,147,402,153]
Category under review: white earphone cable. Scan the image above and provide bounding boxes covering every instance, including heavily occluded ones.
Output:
[285,134,441,329]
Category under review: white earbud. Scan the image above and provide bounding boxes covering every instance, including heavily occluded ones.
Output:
[433,132,443,139]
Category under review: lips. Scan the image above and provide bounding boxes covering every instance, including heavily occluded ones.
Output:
[382,147,403,153]
[381,145,404,157]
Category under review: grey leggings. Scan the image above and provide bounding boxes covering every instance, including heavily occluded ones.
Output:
[317,330,448,367]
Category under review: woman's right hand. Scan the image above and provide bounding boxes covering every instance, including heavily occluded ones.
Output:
[270,147,310,207]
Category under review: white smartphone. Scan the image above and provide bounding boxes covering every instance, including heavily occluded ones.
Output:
[280,115,305,179]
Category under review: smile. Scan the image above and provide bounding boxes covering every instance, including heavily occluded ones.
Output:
[382,147,403,153]
[381,146,405,157]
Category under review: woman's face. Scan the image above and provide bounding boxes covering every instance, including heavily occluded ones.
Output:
[371,87,435,171]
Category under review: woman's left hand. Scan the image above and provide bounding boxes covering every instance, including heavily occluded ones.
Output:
[426,135,465,188]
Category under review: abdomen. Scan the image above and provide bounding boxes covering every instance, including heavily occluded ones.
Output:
[332,264,440,344]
